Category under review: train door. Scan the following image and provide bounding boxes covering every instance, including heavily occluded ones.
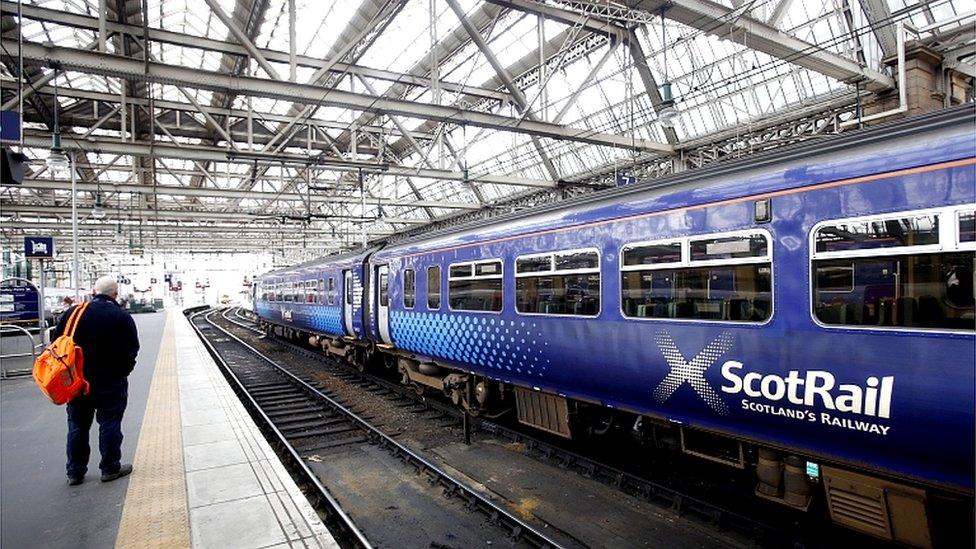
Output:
[376,265,392,344]
[343,270,355,336]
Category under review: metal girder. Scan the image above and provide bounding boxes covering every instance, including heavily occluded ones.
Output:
[0,221,355,238]
[626,30,679,145]
[9,178,482,210]
[3,203,425,226]
[1,1,511,103]
[10,132,556,188]
[6,43,668,152]
[858,0,898,57]
[636,0,895,91]
[27,85,437,141]
[446,0,562,181]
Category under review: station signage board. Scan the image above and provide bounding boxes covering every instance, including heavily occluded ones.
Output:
[24,236,56,259]
[0,285,40,325]
[0,110,20,141]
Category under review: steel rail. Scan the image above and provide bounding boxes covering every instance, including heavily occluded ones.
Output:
[233,309,801,547]
[185,307,373,549]
[197,307,564,548]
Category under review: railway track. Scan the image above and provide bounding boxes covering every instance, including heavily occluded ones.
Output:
[219,307,819,548]
[188,307,565,549]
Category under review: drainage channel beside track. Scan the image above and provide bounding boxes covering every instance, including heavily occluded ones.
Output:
[188,307,566,549]
[218,307,823,548]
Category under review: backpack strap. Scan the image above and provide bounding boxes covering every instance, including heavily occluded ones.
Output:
[64,302,89,339]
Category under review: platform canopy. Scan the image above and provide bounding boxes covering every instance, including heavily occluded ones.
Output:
[1,0,973,261]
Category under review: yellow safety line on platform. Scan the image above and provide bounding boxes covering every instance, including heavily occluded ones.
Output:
[115,311,191,548]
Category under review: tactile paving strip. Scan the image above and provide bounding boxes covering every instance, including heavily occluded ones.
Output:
[115,312,192,548]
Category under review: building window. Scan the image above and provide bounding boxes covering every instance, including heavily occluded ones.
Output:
[449,260,502,312]
[403,269,415,309]
[516,249,600,316]
[427,266,441,309]
[621,231,772,322]
[813,208,974,331]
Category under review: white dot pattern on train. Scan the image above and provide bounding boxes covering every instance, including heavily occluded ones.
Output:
[390,312,551,377]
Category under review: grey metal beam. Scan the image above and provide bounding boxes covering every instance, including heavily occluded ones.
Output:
[3,204,426,225]
[766,0,795,27]
[0,1,511,103]
[7,41,668,152]
[10,178,482,210]
[636,0,895,91]
[627,30,679,145]
[202,0,280,80]
[10,132,558,188]
[858,0,898,57]
[0,221,355,238]
[445,0,561,180]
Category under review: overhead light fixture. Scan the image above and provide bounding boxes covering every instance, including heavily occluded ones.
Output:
[47,67,70,172]
[657,8,680,129]
[92,191,106,219]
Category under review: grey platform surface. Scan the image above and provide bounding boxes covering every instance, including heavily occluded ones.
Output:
[1,311,166,549]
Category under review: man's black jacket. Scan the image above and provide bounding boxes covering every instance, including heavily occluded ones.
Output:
[53,294,140,391]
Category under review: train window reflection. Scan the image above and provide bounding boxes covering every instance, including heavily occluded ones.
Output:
[814,253,975,331]
[403,269,415,309]
[379,273,389,307]
[959,211,975,243]
[623,242,681,266]
[815,214,939,253]
[427,266,441,309]
[516,249,600,316]
[690,235,767,261]
[621,265,771,322]
[449,260,503,312]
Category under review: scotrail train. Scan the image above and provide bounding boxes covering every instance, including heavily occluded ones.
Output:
[254,105,975,546]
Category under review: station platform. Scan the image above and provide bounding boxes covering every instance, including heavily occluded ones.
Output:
[1,309,337,549]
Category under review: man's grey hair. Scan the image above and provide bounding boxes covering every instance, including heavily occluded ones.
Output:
[93,275,119,296]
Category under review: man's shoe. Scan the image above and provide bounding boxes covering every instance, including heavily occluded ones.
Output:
[67,476,84,486]
[100,464,133,482]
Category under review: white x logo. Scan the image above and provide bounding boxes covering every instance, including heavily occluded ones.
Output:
[653,330,734,415]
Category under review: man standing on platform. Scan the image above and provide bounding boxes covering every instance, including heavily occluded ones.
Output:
[54,275,140,486]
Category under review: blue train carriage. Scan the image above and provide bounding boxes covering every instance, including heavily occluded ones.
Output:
[254,249,372,363]
[361,106,974,546]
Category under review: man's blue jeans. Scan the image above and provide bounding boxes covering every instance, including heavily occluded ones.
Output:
[66,380,128,477]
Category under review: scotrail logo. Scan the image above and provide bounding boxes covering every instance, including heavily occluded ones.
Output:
[653,330,734,415]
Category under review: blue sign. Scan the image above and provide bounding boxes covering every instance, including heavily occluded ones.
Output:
[24,236,55,259]
[616,174,637,187]
[0,285,40,325]
[0,110,20,141]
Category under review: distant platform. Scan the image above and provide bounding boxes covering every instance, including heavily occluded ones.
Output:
[1,310,337,549]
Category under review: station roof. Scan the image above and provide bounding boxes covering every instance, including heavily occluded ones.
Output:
[1,0,973,262]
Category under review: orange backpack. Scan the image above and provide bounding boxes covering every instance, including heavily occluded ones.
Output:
[33,302,91,405]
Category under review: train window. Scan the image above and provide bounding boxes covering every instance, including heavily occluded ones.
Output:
[959,211,975,244]
[516,256,551,273]
[623,241,682,267]
[284,282,292,302]
[449,260,502,312]
[318,279,325,304]
[307,280,316,304]
[812,209,974,331]
[379,272,389,307]
[516,249,600,316]
[345,277,352,305]
[815,213,939,253]
[621,231,772,322]
[403,269,415,309]
[327,277,336,305]
[427,266,441,309]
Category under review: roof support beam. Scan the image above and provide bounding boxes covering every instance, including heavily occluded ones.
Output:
[858,0,898,57]
[626,30,679,145]
[637,0,895,91]
[9,178,482,210]
[445,0,561,180]
[202,0,280,80]
[0,1,511,103]
[9,132,557,188]
[4,42,669,152]
[3,204,426,225]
